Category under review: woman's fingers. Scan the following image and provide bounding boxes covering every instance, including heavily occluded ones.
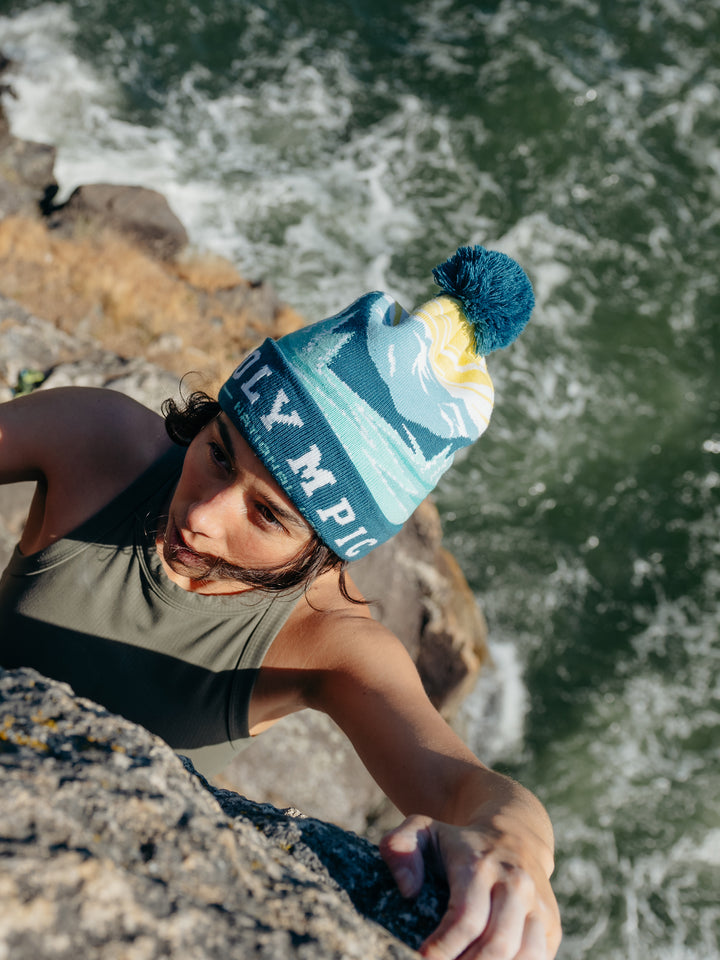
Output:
[381,816,561,960]
[379,814,433,899]
[418,863,493,959]
[515,914,549,960]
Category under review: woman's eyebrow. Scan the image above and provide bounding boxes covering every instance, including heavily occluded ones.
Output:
[217,416,309,533]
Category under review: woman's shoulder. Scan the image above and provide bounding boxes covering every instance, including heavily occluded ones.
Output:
[277,569,395,668]
[251,566,429,733]
[2,385,170,482]
[5,386,175,553]
[45,386,170,471]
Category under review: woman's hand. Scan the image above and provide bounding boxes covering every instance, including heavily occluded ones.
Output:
[380,811,561,959]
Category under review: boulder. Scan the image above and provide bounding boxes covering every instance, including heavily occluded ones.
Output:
[0,294,180,409]
[0,666,447,959]
[354,502,488,716]
[48,183,189,261]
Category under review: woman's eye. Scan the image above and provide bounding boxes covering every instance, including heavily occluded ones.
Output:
[256,503,283,529]
[209,442,231,471]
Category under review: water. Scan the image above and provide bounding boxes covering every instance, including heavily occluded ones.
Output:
[1,1,719,955]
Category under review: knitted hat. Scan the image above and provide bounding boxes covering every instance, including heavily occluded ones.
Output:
[219,245,534,560]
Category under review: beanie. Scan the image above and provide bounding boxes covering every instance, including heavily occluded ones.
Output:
[219,245,534,561]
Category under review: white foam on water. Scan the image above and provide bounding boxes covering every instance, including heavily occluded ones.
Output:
[544,584,720,959]
[2,4,100,146]
[456,635,529,765]
[1,4,189,204]
[0,3,524,320]
[557,835,720,960]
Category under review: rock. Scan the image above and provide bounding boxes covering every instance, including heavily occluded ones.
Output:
[0,666,446,959]
[353,501,489,716]
[0,295,180,410]
[49,183,189,261]
[0,213,303,390]
[214,710,391,837]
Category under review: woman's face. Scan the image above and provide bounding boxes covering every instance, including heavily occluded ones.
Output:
[159,413,312,594]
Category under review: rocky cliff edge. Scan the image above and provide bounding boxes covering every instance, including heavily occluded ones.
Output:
[0,666,447,959]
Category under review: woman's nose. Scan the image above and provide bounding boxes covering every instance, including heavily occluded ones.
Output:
[185,484,243,539]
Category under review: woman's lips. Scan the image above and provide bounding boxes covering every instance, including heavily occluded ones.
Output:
[165,522,211,573]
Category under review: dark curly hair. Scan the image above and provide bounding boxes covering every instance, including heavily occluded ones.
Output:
[162,390,361,603]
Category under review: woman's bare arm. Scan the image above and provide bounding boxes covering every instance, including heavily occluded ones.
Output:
[276,602,561,960]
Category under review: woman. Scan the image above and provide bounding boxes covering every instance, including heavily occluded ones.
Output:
[0,245,561,960]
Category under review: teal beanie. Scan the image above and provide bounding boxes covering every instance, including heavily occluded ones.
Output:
[219,245,534,560]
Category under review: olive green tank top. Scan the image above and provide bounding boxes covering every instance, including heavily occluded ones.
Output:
[0,445,301,777]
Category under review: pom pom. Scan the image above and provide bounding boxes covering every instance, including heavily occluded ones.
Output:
[432,245,534,354]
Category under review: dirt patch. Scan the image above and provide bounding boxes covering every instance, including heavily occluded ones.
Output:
[0,214,305,395]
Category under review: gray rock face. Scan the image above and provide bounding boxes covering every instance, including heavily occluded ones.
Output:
[0,667,446,959]
[0,136,56,218]
[0,294,181,409]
